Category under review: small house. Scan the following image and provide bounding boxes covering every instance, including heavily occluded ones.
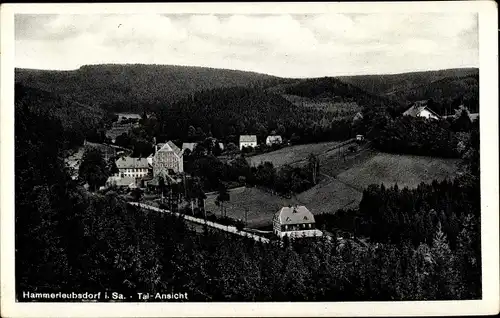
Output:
[239,135,258,150]
[266,135,283,146]
[403,101,441,120]
[272,205,323,239]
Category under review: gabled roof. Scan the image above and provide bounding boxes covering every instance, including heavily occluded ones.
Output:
[353,112,364,121]
[115,157,150,169]
[403,101,440,118]
[157,141,183,156]
[240,135,257,143]
[274,205,315,225]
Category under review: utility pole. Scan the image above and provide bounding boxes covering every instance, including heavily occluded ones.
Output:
[245,207,249,227]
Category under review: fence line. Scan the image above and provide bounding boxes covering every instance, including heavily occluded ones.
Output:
[128,202,270,244]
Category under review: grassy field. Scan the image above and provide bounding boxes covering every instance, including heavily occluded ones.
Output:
[296,177,363,215]
[336,152,461,189]
[247,140,343,167]
[209,149,461,229]
[205,187,299,228]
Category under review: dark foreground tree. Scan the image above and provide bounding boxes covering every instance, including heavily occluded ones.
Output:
[79,148,109,191]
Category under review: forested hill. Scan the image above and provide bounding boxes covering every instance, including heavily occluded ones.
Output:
[147,86,354,145]
[15,83,112,150]
[268,76,401,107]
[15,64,278,112]
[337,68,479,115]
[337,68,478,97]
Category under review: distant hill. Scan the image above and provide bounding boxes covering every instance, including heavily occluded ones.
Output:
[15,64,278,112]
[391,74,479,114]
[15,83,111,149]
[337,68,478,96]
[337,68,479,115]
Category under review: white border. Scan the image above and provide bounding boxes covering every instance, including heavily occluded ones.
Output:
[1,2,498,317]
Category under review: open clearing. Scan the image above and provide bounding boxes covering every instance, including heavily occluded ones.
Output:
[224,150,461,228]
[336,152,461,190]
[247,140,345,168]
[205,187,299,229]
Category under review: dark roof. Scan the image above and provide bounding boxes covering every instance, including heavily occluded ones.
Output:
[115,156,150,169]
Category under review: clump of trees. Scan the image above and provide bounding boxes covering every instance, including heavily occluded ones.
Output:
[78,148,110,191]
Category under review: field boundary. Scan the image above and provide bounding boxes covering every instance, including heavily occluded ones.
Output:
[129,202,271,243]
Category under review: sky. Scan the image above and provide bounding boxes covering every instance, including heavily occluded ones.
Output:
[15,13,479,78]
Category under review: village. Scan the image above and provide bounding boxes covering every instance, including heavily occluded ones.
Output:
[65,102,478,243]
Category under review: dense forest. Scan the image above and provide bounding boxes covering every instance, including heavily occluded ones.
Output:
[15,83,114,150]
[15,65,277,112]
[390,74,479,115]
[355,96,476,158]
[131,86,354,147]
[338,68,478,99]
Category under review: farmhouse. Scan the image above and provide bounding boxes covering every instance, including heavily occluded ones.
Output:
[115,157,151,178]
[182,142,197,153]
[272,205,323,238]
[266,135,283,146]
[239,135,257,150]
[153,141,184,176]
[403,101,441,120]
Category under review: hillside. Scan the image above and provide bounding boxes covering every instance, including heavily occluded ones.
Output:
[15,64,278,112]
[149,86,356,145]
[390,74,479,114]
[337,68,478,97]
[15,83,110,149]
[268,76,401,107]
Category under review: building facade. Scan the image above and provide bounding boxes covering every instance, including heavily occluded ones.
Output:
[239,135,258,150]
[272,205,323,238]
[115,157,150,178]
[153,141,184,177]
[266,135,283,146]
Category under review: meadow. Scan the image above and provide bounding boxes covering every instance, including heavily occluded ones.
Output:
[336,152,461,189]
[247,140,343,168]
[221,150,460,229]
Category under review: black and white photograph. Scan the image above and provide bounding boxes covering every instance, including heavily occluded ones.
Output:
[1,2,498,317]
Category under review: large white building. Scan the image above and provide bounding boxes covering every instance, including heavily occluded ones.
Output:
[153,141,184,177]
[115,157,151,178]
[239,135,258,150]
[272,205,323,238]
